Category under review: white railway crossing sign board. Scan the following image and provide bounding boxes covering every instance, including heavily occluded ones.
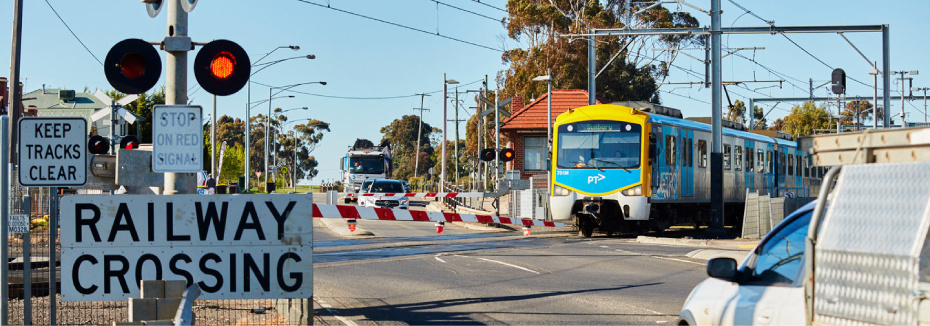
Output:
[59,194,314,301]
[152,105,203,173]
[18,117,87,187]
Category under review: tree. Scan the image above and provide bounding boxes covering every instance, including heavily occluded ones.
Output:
[216,115,245,146]
[380,115,436,180]
[780,102,832,137]
[841,100,873,126]
[501,0,702,103]
[218,144,244,185]
[727,99,746,123]
[751,104,768,130]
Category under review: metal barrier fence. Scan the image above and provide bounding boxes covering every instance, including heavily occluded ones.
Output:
[6,179,306,325]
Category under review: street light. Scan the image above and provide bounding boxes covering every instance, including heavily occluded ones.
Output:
[533,70,552,207]
[244,45,304,192]
[266,82,326,189]
[869,67,881,129]
[271,107,309,170]
[441,74,458,192]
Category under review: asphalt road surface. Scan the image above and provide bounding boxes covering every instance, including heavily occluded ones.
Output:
[311,219,709,325]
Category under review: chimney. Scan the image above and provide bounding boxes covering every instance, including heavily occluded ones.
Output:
[511,96,523,113]
[26,105,37,117]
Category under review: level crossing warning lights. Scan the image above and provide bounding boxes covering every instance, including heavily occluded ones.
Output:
[88,135,110,155]
[479,148,515,162]
[104,38,162,95]
[499,148,515,162]
[193,40,250,96]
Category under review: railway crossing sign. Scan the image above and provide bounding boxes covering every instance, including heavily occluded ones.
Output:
[18,117,87,187]
[152,105,203,173]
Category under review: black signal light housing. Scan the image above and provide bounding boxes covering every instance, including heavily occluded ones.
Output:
[194,39,250,96]
[104,38,163,94]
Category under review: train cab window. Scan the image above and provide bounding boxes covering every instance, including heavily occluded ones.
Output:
[787,154,794,176]
[766,151,773,173]
[747,147,754,172]
[698,140,707,168]
[779,152,787,175]
[723,145,731,170]
[758,150,765,173]
[735,146,743,171]
[666,135,676,165]
[797,155,803,176]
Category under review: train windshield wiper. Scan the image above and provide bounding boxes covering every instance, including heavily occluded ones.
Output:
[590,158,632,172]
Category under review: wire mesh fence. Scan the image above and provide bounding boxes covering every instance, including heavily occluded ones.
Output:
[5,178,306,325]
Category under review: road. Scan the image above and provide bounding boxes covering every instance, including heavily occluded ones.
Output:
[308,195,713,325]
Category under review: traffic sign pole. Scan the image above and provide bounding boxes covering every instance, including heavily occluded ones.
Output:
[1,116,9,325]
[165,0,190,194]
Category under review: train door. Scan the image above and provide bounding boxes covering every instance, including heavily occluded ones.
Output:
[745,140,754,193]
[654,125,679,200]
[794,150,802,193]
[764,143,775,195]
[679,129,694,197]
[778,146,788,195]
[650,126,662,197]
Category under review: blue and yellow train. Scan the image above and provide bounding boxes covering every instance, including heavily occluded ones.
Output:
[550,104,822,237]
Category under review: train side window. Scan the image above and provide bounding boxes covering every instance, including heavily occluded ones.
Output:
[796,155,803,176]
[735,146,743,171]
[747,147,754,172]
[665,135,676,165]
[787,154,794,176]
[698,140,707,168]
[688,138,694,168]
[804,156,810,177]
[780,152,786,175]
[723,145,731,170]
[766,151,773,173]
[758,150,765,174]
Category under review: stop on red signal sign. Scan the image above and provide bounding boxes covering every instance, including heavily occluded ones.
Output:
[194,40,250,96]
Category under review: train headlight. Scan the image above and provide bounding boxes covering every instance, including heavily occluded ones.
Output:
[553,185,572,196]
[621,185,642,196]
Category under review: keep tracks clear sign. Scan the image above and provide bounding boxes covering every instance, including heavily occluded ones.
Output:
[152,105,202,173]
[59,194,313,301]
[18,117,87,187]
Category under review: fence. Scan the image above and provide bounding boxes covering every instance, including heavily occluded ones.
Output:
[5,179,308,325]
[741,188,814,239]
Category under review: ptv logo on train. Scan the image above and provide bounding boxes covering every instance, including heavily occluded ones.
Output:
[587,174,606,184]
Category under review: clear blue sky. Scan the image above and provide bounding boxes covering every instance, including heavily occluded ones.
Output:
[2,0,928,184]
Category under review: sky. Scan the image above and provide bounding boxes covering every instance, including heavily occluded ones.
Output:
[1,0,928,184]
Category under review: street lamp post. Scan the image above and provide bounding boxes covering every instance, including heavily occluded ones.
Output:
[265,82,326,190]
[441,75,458,192]
[244,45,305,191]
[533,70,552,207]
[271,107,308,173]
[869,65,880,129]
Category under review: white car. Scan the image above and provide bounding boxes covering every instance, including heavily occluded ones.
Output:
[678,201,815,326]
[358,179,409,209]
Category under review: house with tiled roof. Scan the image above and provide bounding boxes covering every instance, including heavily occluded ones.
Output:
[22,88,140,139]
[500,89,605,189]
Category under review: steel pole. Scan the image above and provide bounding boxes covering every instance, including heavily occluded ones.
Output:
[1,116,8,325]
[48,188,58,326]
[23,195,31,325]
[294,137,298,192]
[245,81,251,191]
[414,94,425,178]
[212,95,217,178]
[454,86,459,182]
[901,73,907,128]
[495,89,500,184]
[441,73,447,192]
[265,88,271,188]
[588,32,596,105]
[9,0,22,166]
[164,0,189,194]
[873,63,878,129]
[882,25,891,128]
[709,0,725,234]
[546,68,552,200]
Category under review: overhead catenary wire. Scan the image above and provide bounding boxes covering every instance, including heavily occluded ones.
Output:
[251,79,483,100]
[294,0,504,53]
[44,0,103,66]
[430,0,504,22]
[469,0,508,13]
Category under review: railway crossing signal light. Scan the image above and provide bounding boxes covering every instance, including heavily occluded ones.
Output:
[523,226,531,236]
[499,148,516,162]
[435,221,445,234]
[347,219,357,233]
[88,136,110,155]
[194,39,250,96]
[104,38,162,94]
[832,68,846,95]
[479,149,496,162]
[120,136,140,150]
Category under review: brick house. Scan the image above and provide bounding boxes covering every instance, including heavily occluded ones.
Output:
[501,89,604,189]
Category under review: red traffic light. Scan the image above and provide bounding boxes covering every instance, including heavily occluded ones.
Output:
[120,136,140,150]
[194,40,250,96]
[480,148,495,162]
[499,148,515,162]
[88,135,110,155]
[104,39,162,94]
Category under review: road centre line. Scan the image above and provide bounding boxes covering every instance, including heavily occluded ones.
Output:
[434,254,447,263]
[477,257,541,274]
[616,249,704,266]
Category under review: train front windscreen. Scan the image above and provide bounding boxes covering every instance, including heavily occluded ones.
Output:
[556,120,642,170]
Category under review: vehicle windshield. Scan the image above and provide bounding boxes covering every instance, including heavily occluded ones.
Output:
[348,156,384,174]
[370,181,404,193]
[557,121,642,169]
[361,180,375,192]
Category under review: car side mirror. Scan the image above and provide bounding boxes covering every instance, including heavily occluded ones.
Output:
[706,257,738,281]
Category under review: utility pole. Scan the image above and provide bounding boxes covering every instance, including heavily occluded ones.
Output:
[9,0,23,171]
[164,0,189,194]
[915,87,929,124]
[893,70,919,127]
[413,93,429,178]
[453,86,459,182]
[708,0,724,235]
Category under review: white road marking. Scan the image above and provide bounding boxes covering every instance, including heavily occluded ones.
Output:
[600,245,610,248]
[616,249,704,266]
[434,254,447,263]
[477,258,541,274]
[314,298,358,326]
[657,320,669,324]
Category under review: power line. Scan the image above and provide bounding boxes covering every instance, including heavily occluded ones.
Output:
[430,0,503,22]
[44,0,103,66]
[469,0,507,13]
[294,0,503,53]
[660,90,710,104]
[251,79,483,100]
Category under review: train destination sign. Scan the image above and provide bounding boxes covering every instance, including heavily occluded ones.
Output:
[18,117,87,187]
[59,194,314,301]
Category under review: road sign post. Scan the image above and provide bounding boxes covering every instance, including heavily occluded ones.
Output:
[18,118,87,187]
[152,105,203,173]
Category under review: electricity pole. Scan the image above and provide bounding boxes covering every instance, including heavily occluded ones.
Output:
[413,93,430,178]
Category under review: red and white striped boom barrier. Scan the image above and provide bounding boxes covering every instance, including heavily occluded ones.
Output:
[312,204,564,228]
[359,192,487,198]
